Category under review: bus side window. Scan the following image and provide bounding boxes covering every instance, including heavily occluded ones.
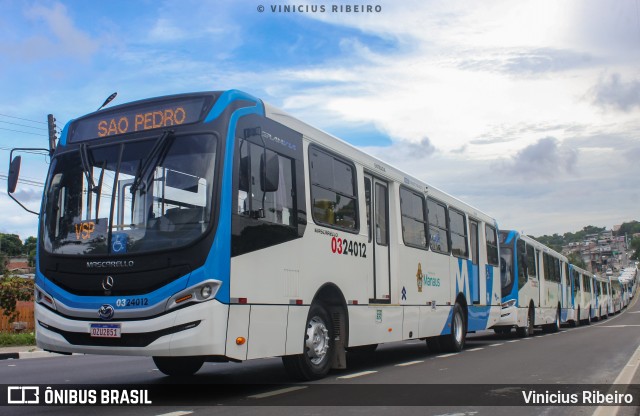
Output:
[517,239,526,289]
[484,224,499,267]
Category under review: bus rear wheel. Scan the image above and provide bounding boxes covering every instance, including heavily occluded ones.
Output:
[282,303,335,381]
[152,356,204,376]
[441,303,466,352]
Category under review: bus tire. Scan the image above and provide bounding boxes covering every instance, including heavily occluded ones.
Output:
[586,307,592,325]
[575,307,581,327]
[282,303,334,381]
[516,306,534,337]
[152,356,204,377]
[550,307,560,332]
[441,303,466,352]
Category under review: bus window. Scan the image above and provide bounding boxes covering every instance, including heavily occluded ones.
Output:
[485,225,499,266]
[365,177,372,243]
[517,239,526,290]
[399,187,427,248]
[374,183,388,245]
[310,147,358,231]
[470,220,479,266]
[450,209,468,258]
[427,198,449,254]
[526,244,537,279]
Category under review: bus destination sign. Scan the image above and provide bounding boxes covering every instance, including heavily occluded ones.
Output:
[69,96,209,142]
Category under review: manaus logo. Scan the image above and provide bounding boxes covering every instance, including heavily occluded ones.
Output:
[416,262,440,292]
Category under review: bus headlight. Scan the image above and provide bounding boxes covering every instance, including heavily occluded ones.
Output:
[166,279,222,311]
[35,285,57,311]
[501,299,516,309]
[201,285,212,299]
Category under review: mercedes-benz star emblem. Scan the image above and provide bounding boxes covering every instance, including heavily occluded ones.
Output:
[98,304,115,320]
[102,276,114,291]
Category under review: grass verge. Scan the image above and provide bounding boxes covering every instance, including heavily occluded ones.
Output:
[0,331,36,347]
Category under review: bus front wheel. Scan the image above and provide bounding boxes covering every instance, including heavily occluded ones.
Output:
[516,306,534,337]
[282,303,335,381]
[152,356,204,377]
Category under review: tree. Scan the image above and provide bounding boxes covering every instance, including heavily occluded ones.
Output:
[0,275,34,322]
[616,221,640,237]
[567,252,586,269]
[0,234,24,256]
[630,237,640,261]
[23,236,37,267]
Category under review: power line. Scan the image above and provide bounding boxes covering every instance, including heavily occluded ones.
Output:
[0,127,46,137]
[0,120,47,131]
[0,113,47,125]
[0,174,45,187]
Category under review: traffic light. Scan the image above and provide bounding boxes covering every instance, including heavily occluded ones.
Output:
[48,113,57,152]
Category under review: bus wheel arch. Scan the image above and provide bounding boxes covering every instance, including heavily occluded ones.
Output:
[282,283,348,380]
[441,294,467,352]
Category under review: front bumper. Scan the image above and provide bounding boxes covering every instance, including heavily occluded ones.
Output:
[35,299,229,357]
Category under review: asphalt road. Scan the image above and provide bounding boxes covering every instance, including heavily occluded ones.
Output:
[2,295,639,416]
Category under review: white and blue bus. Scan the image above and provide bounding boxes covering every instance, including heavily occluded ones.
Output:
[8,89,502,379]
[593,274,611,320]
[494,231,568,336]
[568,264,594,325]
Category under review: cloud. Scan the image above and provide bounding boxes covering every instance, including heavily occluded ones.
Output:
[590,73,640,112]
[458,48,596,76]
[6,2,99,63]
[499,137,578,179]
[13,188,43,204]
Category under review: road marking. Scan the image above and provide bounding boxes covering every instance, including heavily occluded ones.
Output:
[466,347,484,352]
[396,360,424,367]
[597,325,640,328]
[248,386,307,399]
[437,353,458,358]
[628,311,640,314]
[337,370,377,379]
[592,342,640,416]
[7,364,16,367]
[507,340,519,343]
[489,343,503,347]
[155,412,194,416]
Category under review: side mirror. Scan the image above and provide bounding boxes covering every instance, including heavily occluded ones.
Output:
[8,155,21,194]
[260,149,280,193]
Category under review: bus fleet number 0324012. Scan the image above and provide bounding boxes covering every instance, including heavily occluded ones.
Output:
[115,298,149,307]
[330,236,367,258]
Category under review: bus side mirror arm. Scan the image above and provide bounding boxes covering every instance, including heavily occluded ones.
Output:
[7,147,50,216]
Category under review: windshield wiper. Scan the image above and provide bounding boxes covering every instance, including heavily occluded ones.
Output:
[130,130,174,196]
[80,143,96,192]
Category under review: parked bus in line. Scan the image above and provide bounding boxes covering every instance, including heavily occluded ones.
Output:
[7,89,503,379]
[568,264,594,326]
[494,231,568,336]
[593,274,611,320]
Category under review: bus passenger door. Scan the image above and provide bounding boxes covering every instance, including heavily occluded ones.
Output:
[365,174,390,302]
[469,219,480,304]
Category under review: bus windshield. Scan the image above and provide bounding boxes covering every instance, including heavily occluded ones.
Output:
[500,245,513,296]
[42,133,218,255]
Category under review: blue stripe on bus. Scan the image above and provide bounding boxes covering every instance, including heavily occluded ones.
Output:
[57,120,72,147]
[204,89,264,123]
[197,90,265,303]
[505,230,517,245]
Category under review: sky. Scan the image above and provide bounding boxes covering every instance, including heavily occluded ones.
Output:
[0,0,639,241]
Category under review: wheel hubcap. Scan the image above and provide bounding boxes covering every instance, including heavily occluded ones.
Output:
[305,316,330,365]
[453,312,463,343]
